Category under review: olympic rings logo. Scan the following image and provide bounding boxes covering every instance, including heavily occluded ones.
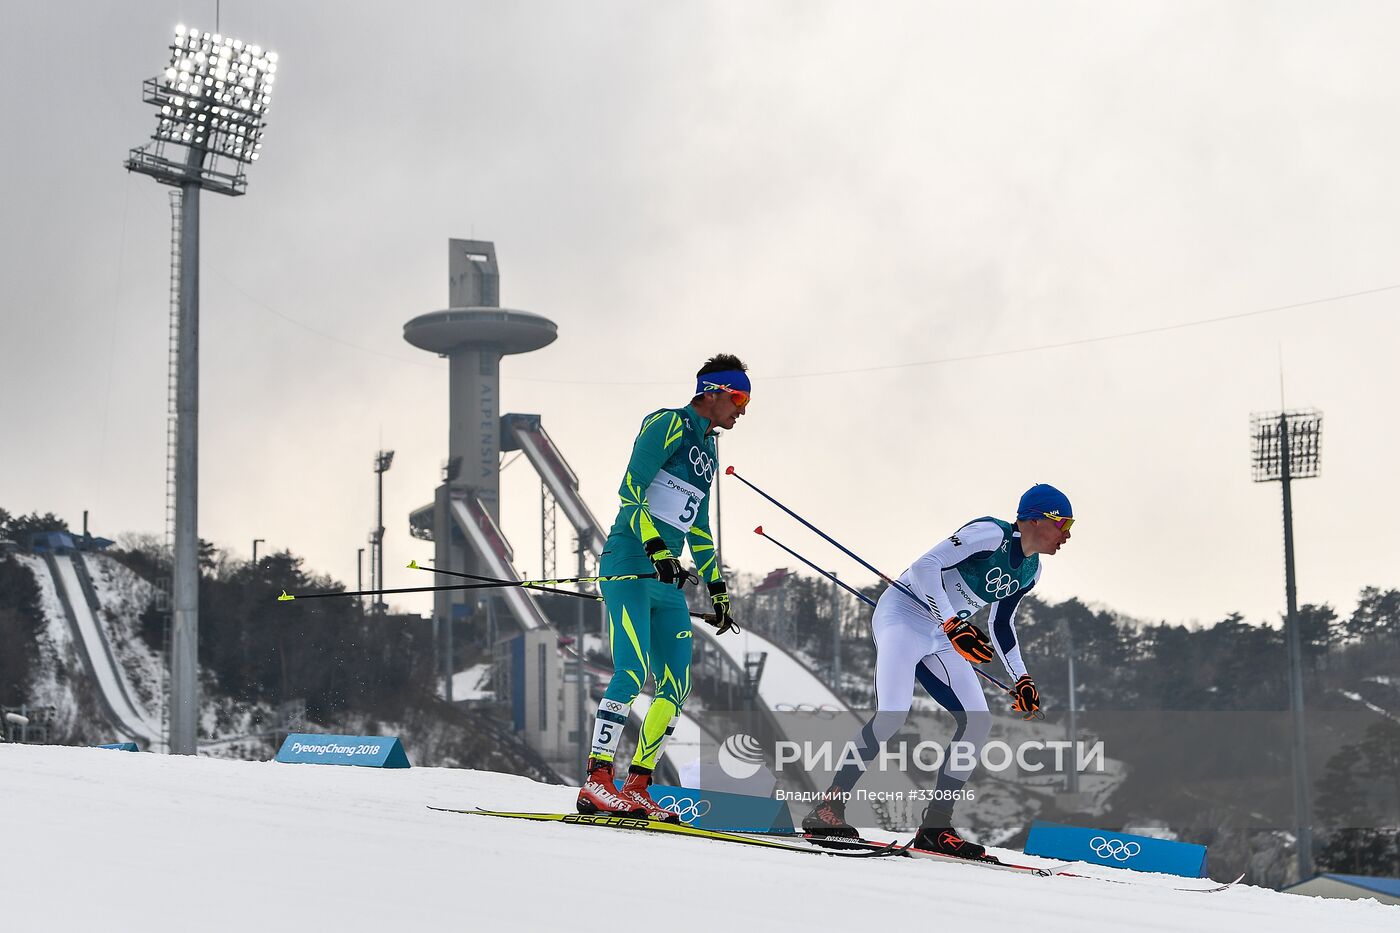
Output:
[984,568,1021,600]
[689,446,715,482]
[1089,836,1142,861]
[656,796,712,824]
[774,703,841,719]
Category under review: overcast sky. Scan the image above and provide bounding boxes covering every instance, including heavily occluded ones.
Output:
[3,1,1398,630]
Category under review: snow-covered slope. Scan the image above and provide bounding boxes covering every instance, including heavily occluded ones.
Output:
[0,745,1394,932]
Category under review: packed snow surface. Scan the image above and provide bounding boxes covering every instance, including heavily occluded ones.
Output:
[1,744,1395,932]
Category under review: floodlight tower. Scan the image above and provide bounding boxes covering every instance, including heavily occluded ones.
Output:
[371,450,395,614]
[1251,408,1323,880]
[126,25,279,755]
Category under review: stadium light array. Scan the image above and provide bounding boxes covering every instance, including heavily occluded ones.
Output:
[127,25,278,195]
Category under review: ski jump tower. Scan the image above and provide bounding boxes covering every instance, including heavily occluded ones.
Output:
[404,240,558,672]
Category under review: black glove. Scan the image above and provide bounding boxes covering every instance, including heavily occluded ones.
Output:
[644,537,697,589]
[941,617,994,664]
[1011,674,1041,719]
[708,580,739,635]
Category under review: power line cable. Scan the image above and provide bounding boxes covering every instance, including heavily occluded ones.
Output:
[127,188,1398,384]
[507,282,1400,385]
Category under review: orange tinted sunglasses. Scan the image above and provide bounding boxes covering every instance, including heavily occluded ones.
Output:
[703,382,751,409]
[722,388,751,409]
[1041,511,1074,531]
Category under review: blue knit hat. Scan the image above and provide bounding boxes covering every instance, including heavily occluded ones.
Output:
[1017,484,1072,521]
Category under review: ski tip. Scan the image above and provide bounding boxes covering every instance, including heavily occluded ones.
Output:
[725,465,735,475]
[407,559,420,569]
[754,525,764,535]
[277,590,294,602]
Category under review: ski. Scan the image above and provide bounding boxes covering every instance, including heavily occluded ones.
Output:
[435,809,1247,891]
[906,846,1069,876]
[429,808,902,858]
[774,833,1064,875]
[773,832,1246,890]
[1052,869,1249,893]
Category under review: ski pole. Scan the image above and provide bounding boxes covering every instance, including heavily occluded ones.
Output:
[729,464,952,620]
[754,526,877,609]
[403,560,725,628]
[750,509,1013,689]
[407,559,606,603]
[411,563,658,585]
[277,572,654,602]
[406,560,656,597]
[726,465,919,602]
[278,581,504,601]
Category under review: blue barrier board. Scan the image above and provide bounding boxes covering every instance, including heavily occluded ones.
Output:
[615,781,792,833]
[96,742,139,752]
[275,734,411,769]
[1025,820,1207,877]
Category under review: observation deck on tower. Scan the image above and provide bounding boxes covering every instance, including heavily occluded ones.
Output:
[403,307,556,358]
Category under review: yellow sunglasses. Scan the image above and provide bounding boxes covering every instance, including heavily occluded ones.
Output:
[1041,511,1074,531]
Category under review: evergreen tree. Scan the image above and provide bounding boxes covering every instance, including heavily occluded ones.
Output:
[0,555,45,705]
[1315,718,1400,876]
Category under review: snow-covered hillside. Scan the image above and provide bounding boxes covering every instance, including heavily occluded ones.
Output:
[0,745,1394,932]
[11,553,280,753]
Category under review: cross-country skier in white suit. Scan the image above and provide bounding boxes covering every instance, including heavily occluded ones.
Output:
[801,484,1074,859]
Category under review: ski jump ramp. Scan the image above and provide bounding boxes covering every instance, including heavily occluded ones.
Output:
[40,553,163,748]
[447,494,553,632]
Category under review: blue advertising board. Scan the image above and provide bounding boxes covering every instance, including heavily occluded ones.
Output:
[275,734,411,769]
[1025,820,1207,877]
[96,742,139,752]
[616,782,793,833]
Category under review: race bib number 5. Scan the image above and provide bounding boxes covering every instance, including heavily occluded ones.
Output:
[646,469,705,532]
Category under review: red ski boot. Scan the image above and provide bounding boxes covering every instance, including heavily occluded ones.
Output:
[801,790,859,839]
[619,769,682,824]
[575,758,645,816]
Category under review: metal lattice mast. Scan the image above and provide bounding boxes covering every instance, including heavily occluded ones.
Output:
[165,191,182,552]
[159,189,183,750]
[541,483,558,581]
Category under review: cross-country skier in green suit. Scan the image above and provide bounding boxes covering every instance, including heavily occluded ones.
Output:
[576,354,750,822]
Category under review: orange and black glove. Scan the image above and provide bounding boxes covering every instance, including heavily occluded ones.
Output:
[942,617,994,663]
[1010,674,1041,719]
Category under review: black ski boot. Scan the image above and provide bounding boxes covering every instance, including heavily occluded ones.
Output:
[912,801,992,861]
[910,826,991,861]
[801,789,859,842]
